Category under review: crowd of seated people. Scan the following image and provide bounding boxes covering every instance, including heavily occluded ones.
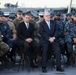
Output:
[0,10,76,73]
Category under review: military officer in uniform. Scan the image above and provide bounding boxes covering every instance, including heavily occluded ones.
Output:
[64,13,74,64]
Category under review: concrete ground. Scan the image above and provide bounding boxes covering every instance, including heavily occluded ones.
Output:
[0,65,76,75]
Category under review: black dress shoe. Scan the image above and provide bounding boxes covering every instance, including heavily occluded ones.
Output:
[56,67,64,72]
[30,60,38,68]
[42,67,47,73]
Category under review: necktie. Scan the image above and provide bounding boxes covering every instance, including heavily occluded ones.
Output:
[47,22,50,29]
[26,23,29,29]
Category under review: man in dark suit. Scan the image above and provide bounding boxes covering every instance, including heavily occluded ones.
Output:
[17,12,39,68]
[40,12,64,72]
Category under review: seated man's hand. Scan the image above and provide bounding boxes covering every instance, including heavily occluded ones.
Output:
[25,38,33,43]
[29,38,33,42]
[49,37,54,43]
[49,37,55,43]
[25,38,30,43]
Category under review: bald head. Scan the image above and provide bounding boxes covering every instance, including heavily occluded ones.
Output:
[44,12,51,21]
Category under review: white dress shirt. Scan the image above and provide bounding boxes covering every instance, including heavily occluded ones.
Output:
[25,22,29,29]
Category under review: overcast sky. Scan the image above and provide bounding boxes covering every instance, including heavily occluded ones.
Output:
[0,0,76,8]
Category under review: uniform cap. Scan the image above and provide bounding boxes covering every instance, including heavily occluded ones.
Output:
[66,13,72,16]
[3,12,10,17]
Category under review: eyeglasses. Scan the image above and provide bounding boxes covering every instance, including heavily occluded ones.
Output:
[4,16,9,17]
[40,15,43,18]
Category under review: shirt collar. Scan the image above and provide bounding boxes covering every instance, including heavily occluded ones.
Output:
[45,20,50,25]
[24,22,29,26]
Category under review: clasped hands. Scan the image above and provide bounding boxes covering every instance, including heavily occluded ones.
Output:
[49,37,55,43]
[25,38,33,43]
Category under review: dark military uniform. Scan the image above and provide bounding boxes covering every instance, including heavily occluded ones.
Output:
[64,20,73,46]
[54,18,65,55]
[71,21,76,38]
[64,13,73,43]
[54,19,65,45]
[0,21,11,43]
[71,20,76,57]
[64,19,74,64]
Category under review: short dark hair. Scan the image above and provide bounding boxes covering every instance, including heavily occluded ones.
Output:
[17,10,23,14]
[22,12,31,16]
[40,15,43,18]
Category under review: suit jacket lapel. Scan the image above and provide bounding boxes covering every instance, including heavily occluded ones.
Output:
[50,20,55,32]
[44,20,53,31]
[44,21,50,30]
[23,22,30,31]
[23,22,27,29]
